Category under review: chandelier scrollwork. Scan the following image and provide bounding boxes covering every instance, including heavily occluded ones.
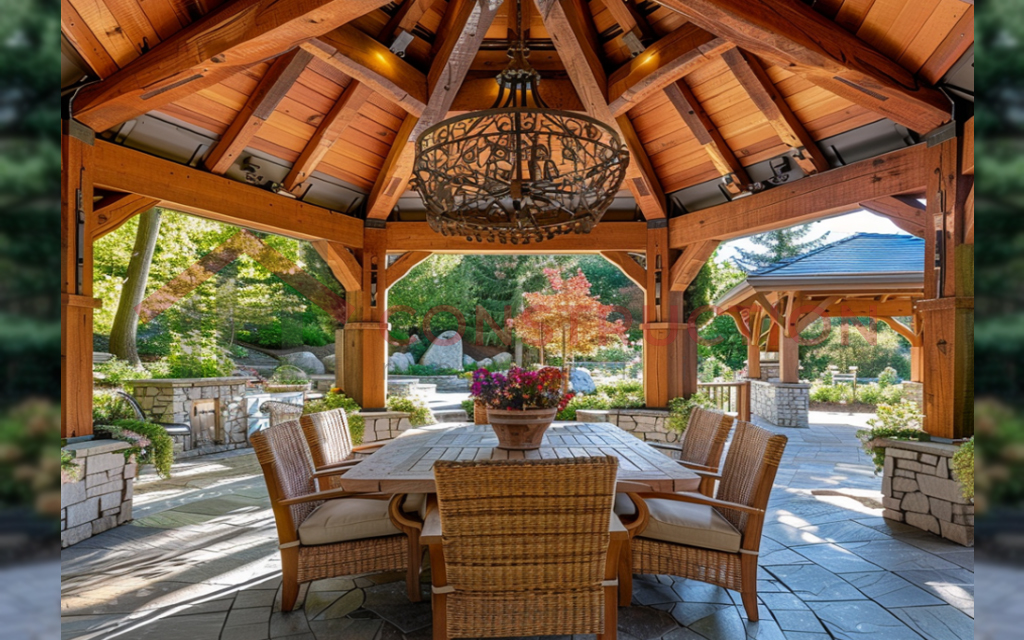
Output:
[409,0,629,245]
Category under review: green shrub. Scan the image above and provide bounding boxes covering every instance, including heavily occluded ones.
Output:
[881,385,905,405]
[667,393,716,433]
[810,384,844,403]
[165,334,235,379]
[96,419,175,479]
[878,366,900,388]
[461,399,476,416]
[857,384,883,406]
[390,329,411,345]
[951,438,974,501]
[409,340,428,364]
[93,391,138,425]
[94,358,150,388]
[857,401,928,472]
[387,396,436,427]
[407,364,462,376]
[304,390,365,445]
[301,324,331,347]
[270,365,309,385]
[557,394,612,421]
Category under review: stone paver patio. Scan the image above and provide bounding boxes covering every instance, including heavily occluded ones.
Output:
[61,412,974,640]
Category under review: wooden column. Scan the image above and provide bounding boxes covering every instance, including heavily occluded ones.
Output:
[910,315,924,383]
[62,121,99,439]
[920,130,974,439]
[779,293,802,384]
[642,223,695,407]
[341,225,389,411]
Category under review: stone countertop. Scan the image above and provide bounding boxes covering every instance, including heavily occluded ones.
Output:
[128,377,256,386]
[880,438,962,458]
[63,439,131,457]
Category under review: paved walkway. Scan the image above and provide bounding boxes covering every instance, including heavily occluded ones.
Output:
[61,412,974,640]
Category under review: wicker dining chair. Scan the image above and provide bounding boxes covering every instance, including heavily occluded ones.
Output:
[649,407,734,496]
[619,421,787,620]
[262,400,304,427]
[423,457,626,640]
[251,420,424,611]
[299,409,386,484]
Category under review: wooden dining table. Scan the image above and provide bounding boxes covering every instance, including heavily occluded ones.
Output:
[338,422,700,494]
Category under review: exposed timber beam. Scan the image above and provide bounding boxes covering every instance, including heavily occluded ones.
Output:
[607,26,731,117]
[795,296,841,333]
[365,0,502,220]
[669,144,929,246]
[205,49,314,175]
[536,0,667,220]
[284,81,375,192]
[665,80,750,195]
[379,0,433,42]
[879,316,923,347]
[93,193,161,240]
[721,48,829,175]
[964,117,975,175]
[387,252,433,289]
[600,252,648,290]
[304,24,428,117]
[387,222,649,253]
[61,0,119,79]
[753,291,784,327]
[861,195,927,238]
[656,0,951,133]
[92,141,364,248]
[72,0,389,132]
[669,241,719,292]
[313,241,363,290]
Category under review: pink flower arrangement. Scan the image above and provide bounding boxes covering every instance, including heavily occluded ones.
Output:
[471,367,575,412]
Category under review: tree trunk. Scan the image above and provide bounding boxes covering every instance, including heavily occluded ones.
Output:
[109,209,162,366]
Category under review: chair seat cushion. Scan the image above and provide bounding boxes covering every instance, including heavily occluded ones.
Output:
[299,498,402,546]
[615,494,742,553]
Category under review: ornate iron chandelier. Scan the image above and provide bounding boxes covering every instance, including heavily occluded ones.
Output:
[409,0,629,245]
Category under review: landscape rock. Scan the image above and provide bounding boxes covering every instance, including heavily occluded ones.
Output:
[478,358,494,369]
[280,352,326,375]
[492,352,513,368]
[322,355,336,373]
[463,355,477,368]
[420,331,464,371]
[389,353,415,374]
[409,335,421,346]
[570,368,597,395]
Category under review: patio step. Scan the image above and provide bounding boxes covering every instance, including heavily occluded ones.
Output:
[433,409,469,424]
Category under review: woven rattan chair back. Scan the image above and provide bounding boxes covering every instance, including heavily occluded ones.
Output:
[716,421,788,534]
[263,401,304,428]
[679,407,734,468]
[300,409,354,470]
[433,456,619,638]
[251,420,322,535]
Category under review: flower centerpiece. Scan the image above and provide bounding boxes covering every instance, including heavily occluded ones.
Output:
[471,367,574,450]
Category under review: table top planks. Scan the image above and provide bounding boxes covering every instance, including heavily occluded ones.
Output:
[340,423,700,494]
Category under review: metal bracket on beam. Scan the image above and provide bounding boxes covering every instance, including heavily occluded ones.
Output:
[389,30,415,58]
[62,118,96,145]
[365,219,387,230]
[925,122,957,147]
[647,219,668,230]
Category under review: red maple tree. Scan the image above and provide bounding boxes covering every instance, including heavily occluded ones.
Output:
[510,269,627,369]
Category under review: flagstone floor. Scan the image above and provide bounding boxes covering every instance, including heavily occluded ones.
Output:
[61,412,974,640]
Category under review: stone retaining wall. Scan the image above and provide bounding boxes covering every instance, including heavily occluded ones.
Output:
[359,411,414,444]
[389,375,469,393]
[576,409,680,444]
[61,440,135,549]
[130,378,250,459]
[749,380,810,428]
[881,439,974,547]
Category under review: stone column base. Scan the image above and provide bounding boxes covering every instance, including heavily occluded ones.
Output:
[750,380,810,428]
[61,440,136,549]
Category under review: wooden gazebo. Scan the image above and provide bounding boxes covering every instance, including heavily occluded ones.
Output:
[61,0,974,440]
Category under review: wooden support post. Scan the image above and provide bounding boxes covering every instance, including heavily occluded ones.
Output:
[62,121,99,439]
[340,226,389,410]
[642,223,694,407]
[779,294,800,384]
[920,131,974,439]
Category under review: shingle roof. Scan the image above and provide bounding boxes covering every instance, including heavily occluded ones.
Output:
[747,233,924,279]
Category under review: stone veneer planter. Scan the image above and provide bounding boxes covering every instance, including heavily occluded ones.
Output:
[389,375,469,393]
[130,378,252,459]
[749,380,810,428]
[576,409,679,444]
[61,440,136,549]
[881,439,974,547]
[359,411,415,444]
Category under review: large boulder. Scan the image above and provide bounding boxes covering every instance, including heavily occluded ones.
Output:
[463,355,477,368]
[478,358,494,369]
[492,352,513,368]
[570,368,597,395]
[322,355,336,373]
[420,331,464,372]
[389,352,415,374]
[281,351,326,375]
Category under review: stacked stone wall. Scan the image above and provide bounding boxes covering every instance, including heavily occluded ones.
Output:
[61,440,135,549]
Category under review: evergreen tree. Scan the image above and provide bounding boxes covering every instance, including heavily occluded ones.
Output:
[733,225,829,271]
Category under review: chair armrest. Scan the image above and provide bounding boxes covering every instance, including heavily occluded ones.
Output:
[648,442,682,453]
[421,508,443,546]
[317,460,362,472]
[677,461,718,473]
[690,468,722,481]
[352,443,386,453]
[279,489,385,507]
[311,467,351,480]
[638,491,763,516]
[609,511,629,542]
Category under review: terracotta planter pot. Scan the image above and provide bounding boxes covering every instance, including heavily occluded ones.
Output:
[487,408,558,450]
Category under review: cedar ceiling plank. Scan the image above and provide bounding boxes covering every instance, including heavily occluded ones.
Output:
[204,49,314,175]
[285,81,377,191]
[93,140,364,247]
[135,0,189,42]
[61,0,120,78]
[664,80,751,194]
[601,0,639,35]
[93,193,161,240]
[875,0,942,62]
[898,0,969,74]
[104,0,162,53]
[365,0,502,220]
[536,0,667,220]
[657,0,951,133]
[722,48,831,174]
[835,0,877,33]
[669,143,930,246]
[305,24,428,117]
[73,0,390,132]
[919,5,974,84]
[607,24,731,116]
[66,0,143,67]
